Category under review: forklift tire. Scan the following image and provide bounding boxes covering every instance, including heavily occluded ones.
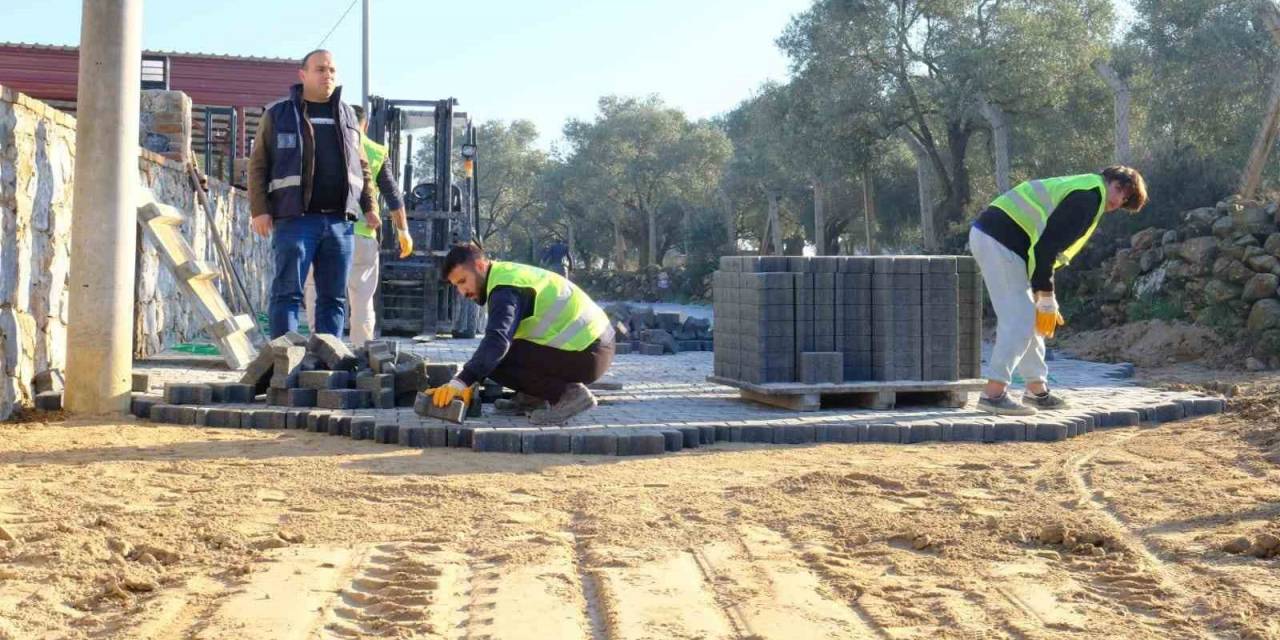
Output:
[451,329,477,339]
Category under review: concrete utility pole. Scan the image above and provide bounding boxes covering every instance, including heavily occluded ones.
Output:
[362,0,370,113]
[65,0,143,415]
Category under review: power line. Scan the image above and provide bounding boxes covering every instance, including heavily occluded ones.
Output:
[316,0,360,49]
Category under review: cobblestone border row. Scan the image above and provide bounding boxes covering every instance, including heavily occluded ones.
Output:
[127,392,1226,457]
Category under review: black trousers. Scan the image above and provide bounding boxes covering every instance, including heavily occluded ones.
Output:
[488,338,614,403]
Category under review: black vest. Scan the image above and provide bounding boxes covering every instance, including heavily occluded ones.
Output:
[264,84,363,218]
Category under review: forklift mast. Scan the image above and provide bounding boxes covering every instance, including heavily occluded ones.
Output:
[366,96,482,338]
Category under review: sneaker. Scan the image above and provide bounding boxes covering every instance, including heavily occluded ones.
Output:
[1024,390,1070,411]
[493,392,548,416]
[529,384,598,425]
[976,392,1037,416]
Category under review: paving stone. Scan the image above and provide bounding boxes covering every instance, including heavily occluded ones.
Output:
[205,408,240,428]
[208,382,256,404]
[279,388,317,407]
[949,421,986,442]
[446,426,474,448]
[240,348,276,392]
[698,425,717,445]
[413,394,467,424]
[1033,422,1068,442]
[329,415,353,436]
[191,407,211,426]
[308,333,360,370]
[616,432,667,456]
[425,364,460,388]
[399,425,427,447]
[571,432,618,455]
[677,426,701,448]
[521,431,572,454]
[866,423,903,443]
[130,395,161,419]
[374,423,401,444]
[392,360,429,394]
[251,410,275,429]
[1151,403,1184,423]
[816,423,866,443]
[300,370,352,390]
[350,418,377,440]
[772,425,816,444]
[473,430,524,453]
[715,425,734,442]
[908,422,942,444]
[317,389,371,410]
[639,343,666,356]
[1182,397,1226,416]
[660,429,684,452]
[730,425,772,443]
[34,391,63,411]
[992,422,1026,442]
[131,372,150,393]
[305,412,329,433]
[164,383,213,405]
[356,373,395,392]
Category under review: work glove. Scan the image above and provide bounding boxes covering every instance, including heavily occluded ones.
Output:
[1035,295,1065,339]
[430,378,473,408]
[397,227,413,259]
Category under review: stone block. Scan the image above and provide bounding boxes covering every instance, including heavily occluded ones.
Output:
[616,432,667,456]
[208,382,255,404]
[992,422,1026,441]
[349,418,377,440]
[130,395,161,419]
[356,372,395,391]
[425,364,460,388]
[374,423,400,444]
[317,389,371,410]
[282,388,317,407]
[130,372,150,393]
[866,423,903,443]
[660,429,684,452]
[800,352,843,384]
[1151,403,1184,423]
[816,423,866,443]
[571,432,618,455]
[399,425,427,447]
[772,425,816,444]
[299,370,352,390]
[1033,422,1067,442]
[328,415,353,436]
[908,422,942,443]
[639,343,666,356]
[308,333,360,370]
[414,393,466,424]
[164,383,213,405]
[472,430,524,453]
[520,430,572,454]
[374,389,396,409]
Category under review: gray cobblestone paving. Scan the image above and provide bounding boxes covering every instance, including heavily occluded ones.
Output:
[132,334,1223,456]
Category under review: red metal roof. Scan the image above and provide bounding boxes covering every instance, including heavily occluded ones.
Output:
[0,41,300,108]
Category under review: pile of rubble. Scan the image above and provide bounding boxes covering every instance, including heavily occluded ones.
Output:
[603,304,713,356]
[1086,195,1280,367]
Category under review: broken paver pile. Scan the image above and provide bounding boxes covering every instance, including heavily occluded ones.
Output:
[602,304,713,355]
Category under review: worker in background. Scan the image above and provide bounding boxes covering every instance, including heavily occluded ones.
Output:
[427,243,615,424]
[540,238,573,278]
[248,49,375,339]
[303,105,413,346]
[970,165,1148,416]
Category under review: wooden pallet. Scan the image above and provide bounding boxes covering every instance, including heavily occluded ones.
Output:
[707,375,984,412]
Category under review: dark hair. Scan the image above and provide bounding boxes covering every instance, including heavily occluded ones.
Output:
[1101,165,1149,211]
[299,49,331,69]
[441,242,485,280]
[351,105,365,122]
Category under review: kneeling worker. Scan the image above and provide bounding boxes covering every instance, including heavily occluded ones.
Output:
[427,243,615,424]
[970,165,1147,416]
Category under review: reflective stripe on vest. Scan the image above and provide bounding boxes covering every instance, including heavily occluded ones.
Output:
[990,174,1107,280]
[485,261,610,351]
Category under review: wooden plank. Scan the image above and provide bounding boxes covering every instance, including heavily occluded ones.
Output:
[740,389,819,412]
[707,375,984,395]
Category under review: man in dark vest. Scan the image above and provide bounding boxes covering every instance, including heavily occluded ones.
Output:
[426,243,615,424]
[248,49,375,339]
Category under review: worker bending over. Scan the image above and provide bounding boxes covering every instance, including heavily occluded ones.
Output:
[970,165,1148,416]
[304,105,412,347]
[427,243,615,424]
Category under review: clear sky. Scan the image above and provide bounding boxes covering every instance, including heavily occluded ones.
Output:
[0,0,813,149]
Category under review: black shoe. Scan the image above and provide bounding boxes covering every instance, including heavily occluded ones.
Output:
[976,392,1037,416]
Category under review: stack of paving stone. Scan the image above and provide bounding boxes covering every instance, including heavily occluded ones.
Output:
[235,333,459,410]
[714,255,983,385]
[602,304,714,355]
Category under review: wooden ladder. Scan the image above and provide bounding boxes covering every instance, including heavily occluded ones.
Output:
[137,199,257,369]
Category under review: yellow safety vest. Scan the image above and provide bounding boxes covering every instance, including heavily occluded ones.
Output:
[486,261,610,351]
[990,173,1107,279]
[354,135,388,239]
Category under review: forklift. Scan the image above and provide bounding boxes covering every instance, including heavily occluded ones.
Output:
[366,96,482,339]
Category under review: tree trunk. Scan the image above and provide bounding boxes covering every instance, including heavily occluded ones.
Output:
[765,189,783,256]
[939,122,974,232]
[613,217,626,269]
[897,128,938,252]
[646,208,659,268]
[1093,61,1132,165]
[861,168,877,254]
[1240,3,1280,199]
[977,93,1010,193]
[566,219,576,269]
[811,177,826,255]
[717,187,735,252]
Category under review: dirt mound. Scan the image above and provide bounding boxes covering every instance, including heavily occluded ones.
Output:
[1058,320,1237,368]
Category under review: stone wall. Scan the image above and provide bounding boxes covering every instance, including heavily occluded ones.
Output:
[0,85,271,420]
[1085,195,1280,367]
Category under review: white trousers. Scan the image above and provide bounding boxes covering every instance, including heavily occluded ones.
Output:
[968,226,1047,386]
[305,235,379,347]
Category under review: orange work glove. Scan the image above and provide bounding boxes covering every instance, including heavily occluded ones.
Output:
[396,227,413,259]
[1035,295,1065,339]
[429,379,473,408]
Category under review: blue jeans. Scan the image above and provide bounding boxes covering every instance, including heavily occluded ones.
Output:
[269,214,354,338]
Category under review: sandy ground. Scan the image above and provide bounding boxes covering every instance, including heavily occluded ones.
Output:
[1,384,1279,640]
